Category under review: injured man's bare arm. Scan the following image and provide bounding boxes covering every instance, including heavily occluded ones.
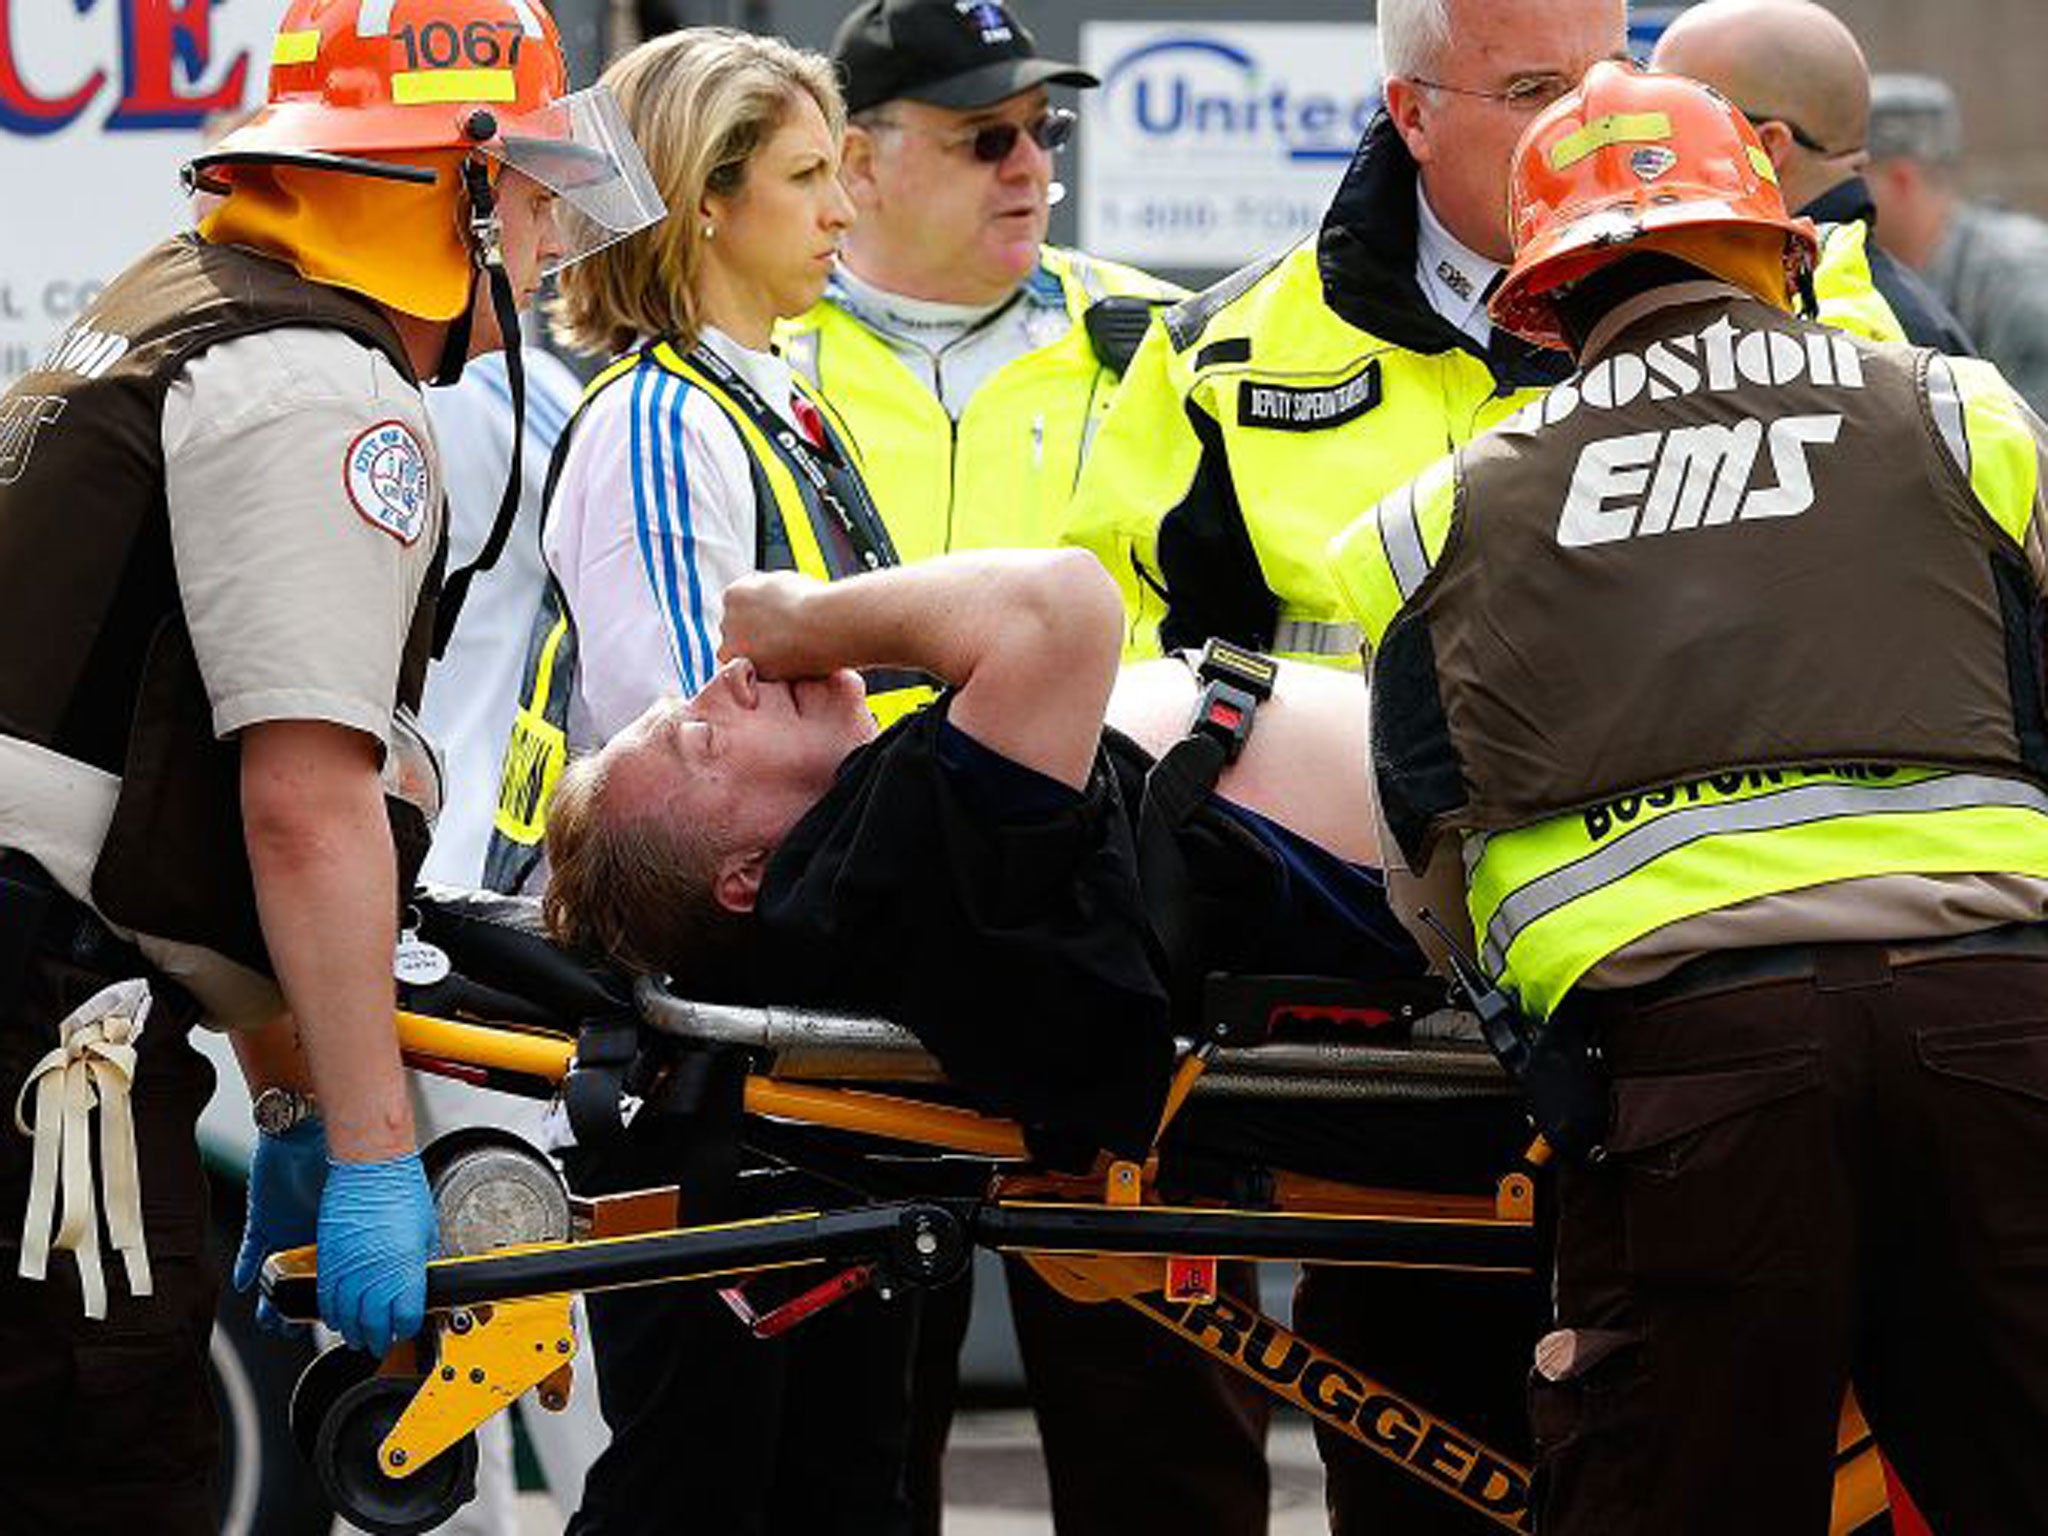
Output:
[1105,654,1380,867]
[714,551,1385,863]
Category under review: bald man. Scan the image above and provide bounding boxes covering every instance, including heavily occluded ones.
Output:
[1653,0,1972,350]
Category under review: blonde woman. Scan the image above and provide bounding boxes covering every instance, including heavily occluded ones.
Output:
[483,26,927,892]
[486,30,924,1536]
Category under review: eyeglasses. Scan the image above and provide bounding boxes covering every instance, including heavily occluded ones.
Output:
[1409,74,1575,113]
[868,106,1076,164]
[1737,106,1860,159]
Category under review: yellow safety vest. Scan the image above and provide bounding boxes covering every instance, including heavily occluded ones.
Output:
[1813,219,1911,344]
[1063,239,1569,666]
[777,247,1182,563]
[1331,336,2048,1020]
[482,340,932,892]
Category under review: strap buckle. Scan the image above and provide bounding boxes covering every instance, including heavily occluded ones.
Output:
[1188,638,1277,765]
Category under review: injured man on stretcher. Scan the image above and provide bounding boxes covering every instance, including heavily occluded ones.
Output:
[541,546,1435,1162]
[540,549,1539,1536]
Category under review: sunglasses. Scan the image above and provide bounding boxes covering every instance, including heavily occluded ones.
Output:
[1739,106,1860,159]
[874,106,1077,164]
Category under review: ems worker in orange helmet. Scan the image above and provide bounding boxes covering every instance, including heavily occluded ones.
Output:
[0,3,659,1528]
[1330,60,2048,1533]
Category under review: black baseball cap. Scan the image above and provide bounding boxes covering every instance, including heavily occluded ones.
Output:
[833,0,1097,116]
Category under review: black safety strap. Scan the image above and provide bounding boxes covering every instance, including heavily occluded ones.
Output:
[1136,639,1279,1003]
[431,136,528,659]
[562,1015,639,1147]
[1795,267,1822,322]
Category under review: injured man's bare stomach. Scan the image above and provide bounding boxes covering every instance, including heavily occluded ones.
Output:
[538,552,1478,1173]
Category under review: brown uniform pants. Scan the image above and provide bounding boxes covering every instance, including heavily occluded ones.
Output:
[984,1258,1537,1536]
[1534,944,2048,1535]
[0,946,218,1536]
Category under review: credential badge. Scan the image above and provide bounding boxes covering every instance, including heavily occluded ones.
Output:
[345,419,431,545]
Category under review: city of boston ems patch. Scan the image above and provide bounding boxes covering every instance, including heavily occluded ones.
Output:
[346,420,430,545]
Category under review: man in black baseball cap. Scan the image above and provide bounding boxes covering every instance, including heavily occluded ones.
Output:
[834,0,1095,116]
[816,0,1102,314]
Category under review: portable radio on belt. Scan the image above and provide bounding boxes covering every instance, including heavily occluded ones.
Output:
[1187,638,1279,763]
[1417,909,1610,1162]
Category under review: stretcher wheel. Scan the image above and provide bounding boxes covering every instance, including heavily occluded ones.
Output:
[421,1127,572,1257]
[288,1342,377,1466]
[312,1375,479,1536]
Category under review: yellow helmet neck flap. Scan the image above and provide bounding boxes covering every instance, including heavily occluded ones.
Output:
[199,149,474,322]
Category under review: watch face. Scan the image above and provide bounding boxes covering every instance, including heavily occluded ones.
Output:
[254,1088,311,1135]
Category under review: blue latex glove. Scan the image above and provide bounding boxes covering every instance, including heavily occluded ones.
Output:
[316,1151,439,1357]
[233,1116,328,1334]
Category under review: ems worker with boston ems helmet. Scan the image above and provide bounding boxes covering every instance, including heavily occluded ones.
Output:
[1331,60,2048,1534]
[0,3,658,1526]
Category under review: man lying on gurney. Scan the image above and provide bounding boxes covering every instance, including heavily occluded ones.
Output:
[543,548,1538,1534]
[545,548,1413,1153]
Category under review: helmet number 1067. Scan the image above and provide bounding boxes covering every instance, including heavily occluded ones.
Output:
[393,21,528,72]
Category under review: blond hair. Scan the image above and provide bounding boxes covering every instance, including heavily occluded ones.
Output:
[551,27,844,357]
[541,750,752,983]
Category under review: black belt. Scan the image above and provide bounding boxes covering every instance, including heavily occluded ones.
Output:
[1627,922,2048,1011]
[0,849,152,980]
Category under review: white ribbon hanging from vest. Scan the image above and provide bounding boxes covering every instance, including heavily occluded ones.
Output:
[14,977,154,1319]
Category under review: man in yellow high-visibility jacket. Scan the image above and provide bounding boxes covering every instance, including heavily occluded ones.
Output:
[1064,0,1627,668]
[778,0,1182,566]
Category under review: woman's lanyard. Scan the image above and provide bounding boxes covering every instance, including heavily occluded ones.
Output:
[681,341,898,575]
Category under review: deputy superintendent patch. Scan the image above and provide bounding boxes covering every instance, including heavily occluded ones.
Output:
[1237,361,1382,431]
[346,420,431,545]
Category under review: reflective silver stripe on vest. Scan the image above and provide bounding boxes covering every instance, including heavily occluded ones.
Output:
[783,328,822,390]
[1477,772,2048,976]
[1925,354,1970,481]
[1378,479,1431,602]
[1067,254,1110,305]
[1273,619,1363,657]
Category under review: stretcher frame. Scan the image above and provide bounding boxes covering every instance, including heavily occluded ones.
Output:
[265,922,1896,1535]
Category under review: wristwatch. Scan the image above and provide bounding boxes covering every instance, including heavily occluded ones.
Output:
[251,1086,320,1137]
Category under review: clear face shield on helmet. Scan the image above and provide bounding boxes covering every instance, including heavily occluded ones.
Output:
[477,82,664,274]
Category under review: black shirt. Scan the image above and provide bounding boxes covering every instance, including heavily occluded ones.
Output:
[749,695,1430,1162]
[750,697,1175,1160]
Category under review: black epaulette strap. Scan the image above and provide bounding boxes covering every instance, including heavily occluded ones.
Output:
[1082,295,1169,376]
[1137,640,1280,1002]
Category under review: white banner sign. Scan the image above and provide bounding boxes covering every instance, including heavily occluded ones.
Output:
[1079,21,1380,271]
[1,2,287,387]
